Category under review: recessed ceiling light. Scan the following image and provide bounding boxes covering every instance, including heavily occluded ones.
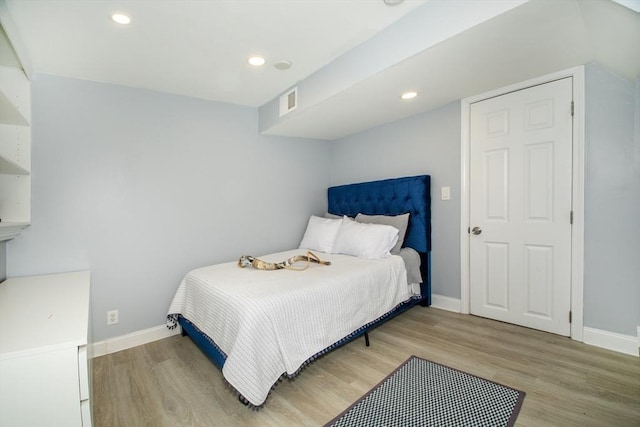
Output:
[384,0,405,5]
[401,91,418,100]
[111,13,131,25]
[248,56,266,67]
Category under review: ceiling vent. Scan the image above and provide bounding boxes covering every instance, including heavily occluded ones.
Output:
[279,87,297,117]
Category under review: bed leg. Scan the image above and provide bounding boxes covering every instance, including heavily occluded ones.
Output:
[181,326,187,337]
[364,332,370,347]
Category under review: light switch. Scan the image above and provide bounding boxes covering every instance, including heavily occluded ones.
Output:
[441,186,451,201]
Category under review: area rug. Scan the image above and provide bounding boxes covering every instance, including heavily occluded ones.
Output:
[324,355,525,427]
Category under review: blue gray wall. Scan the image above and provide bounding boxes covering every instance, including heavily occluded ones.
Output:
[584,63,640,336]
[6,74,331,342]
[330,101,461,301]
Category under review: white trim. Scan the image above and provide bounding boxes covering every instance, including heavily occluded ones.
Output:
[583,327,639,357]
[431,294,462,313]
[460,93,471,315]
[90,324,180,358]
[88,317,639,360]
[460,66,586,340]
[569,67,585,341]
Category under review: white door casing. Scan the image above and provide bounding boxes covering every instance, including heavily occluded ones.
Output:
[469,78,572,335]
[459,66,585,341]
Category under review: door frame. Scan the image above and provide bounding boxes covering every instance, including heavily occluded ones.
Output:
[460,66,585,341]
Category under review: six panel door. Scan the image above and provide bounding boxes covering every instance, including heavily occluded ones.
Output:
[469,78,573,336]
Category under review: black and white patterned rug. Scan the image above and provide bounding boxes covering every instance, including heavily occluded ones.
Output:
[325,356,525,427]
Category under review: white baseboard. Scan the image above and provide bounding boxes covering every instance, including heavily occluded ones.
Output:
[89,314,640,359]
[90,324,181,358]
[429,295,637,357]
[583,326,639,357]
[431,294,461,313]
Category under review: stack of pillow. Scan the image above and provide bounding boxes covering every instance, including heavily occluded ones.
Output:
[298,213,409,260]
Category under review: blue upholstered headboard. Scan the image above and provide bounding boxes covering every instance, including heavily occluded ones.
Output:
[327,175,432,305]
[327,175,431,253]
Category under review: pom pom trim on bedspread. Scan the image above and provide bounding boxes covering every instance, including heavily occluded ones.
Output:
[166,295,419,408]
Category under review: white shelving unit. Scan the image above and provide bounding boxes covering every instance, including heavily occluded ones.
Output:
[0,23,30,242]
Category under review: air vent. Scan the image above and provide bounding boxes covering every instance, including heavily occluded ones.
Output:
[279,87,297,117]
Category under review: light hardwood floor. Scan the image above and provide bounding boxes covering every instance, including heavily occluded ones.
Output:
[92,307,640,426]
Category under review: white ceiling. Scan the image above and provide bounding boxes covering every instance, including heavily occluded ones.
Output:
[1,0,639,140]
[0,0,427,107]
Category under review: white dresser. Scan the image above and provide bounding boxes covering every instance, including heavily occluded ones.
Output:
[0,271,92,427]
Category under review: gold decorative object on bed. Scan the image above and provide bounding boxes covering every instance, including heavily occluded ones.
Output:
[237,250,331,271]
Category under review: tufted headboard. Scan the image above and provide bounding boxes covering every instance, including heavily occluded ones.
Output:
[327,175,431,305]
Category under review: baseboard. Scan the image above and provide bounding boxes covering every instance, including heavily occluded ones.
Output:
[430,296,637,357]
[90,297,465,358]
[583,326,639,357]
[89,312,640,359]
[90,324,181,358]
[430,294,461,313]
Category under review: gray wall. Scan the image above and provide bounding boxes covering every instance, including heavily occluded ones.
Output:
[330,101,462,300]
[584,63,640,336]
[6,74,332,342]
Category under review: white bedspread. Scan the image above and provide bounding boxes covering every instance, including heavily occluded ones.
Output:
[167,249,411,406]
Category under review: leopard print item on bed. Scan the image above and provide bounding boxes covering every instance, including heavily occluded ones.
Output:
[238,251,331,271]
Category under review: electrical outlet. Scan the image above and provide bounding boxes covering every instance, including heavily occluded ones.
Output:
[107,310,119,325]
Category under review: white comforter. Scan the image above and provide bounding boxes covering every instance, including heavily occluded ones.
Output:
[167,249,412,406]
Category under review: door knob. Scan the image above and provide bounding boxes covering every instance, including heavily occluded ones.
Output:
[471,226,482,235]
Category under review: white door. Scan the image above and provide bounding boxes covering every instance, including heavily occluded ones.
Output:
[469,78,573,336]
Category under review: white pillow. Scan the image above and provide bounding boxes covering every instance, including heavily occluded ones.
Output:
[355,213,409,255]
[332,216,399,260]
[298,215,343,253]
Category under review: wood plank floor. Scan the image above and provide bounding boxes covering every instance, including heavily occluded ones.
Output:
[92,307,640,426]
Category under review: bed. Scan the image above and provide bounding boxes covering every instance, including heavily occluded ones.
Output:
[166,175,431,406]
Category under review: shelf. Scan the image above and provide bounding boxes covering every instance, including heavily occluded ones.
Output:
[0,222,29,242]
[0,66,29,126]
[0,155,29,175]
[0,89,28,126]
[0,60,30,240]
